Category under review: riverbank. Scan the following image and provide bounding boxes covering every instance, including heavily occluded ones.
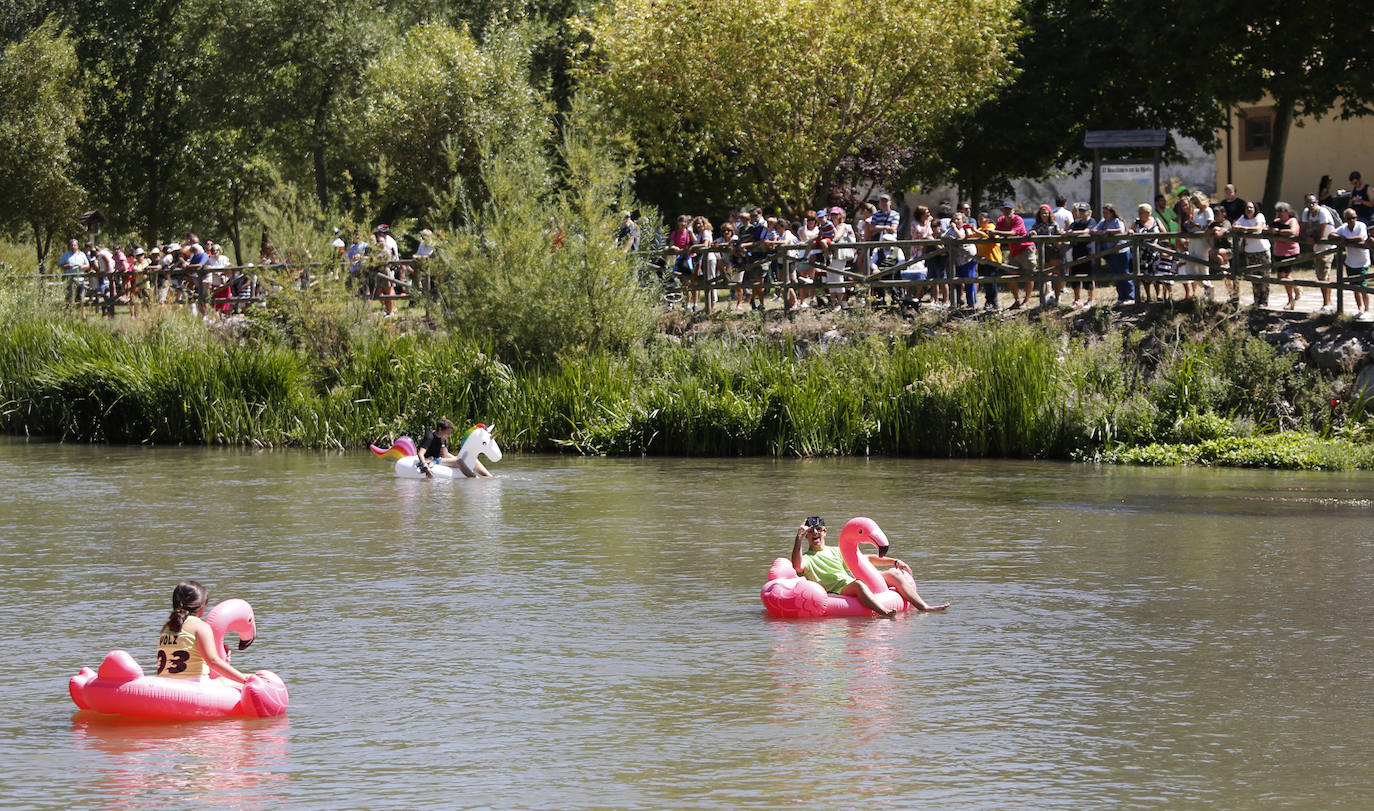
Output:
[0,293,1370,468]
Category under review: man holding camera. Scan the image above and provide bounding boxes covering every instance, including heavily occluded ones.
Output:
[790,516,948,618]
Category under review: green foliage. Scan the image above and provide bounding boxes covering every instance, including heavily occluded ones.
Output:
[68,0,203,241]
[579,0,1018,213]
[428,97,656,363]
[1101,433,1374,471]
[353,20,551,219]
[0,284,1369,471]
[0,22,84,266]
[1168,412,1234,444]
[912,0,1225,205]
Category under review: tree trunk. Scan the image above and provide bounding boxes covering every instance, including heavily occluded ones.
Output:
[31,219,52,271]
[312,87,332,211]
[1260,96,1294,216]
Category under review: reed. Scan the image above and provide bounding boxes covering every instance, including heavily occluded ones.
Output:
[0,296,1367,467]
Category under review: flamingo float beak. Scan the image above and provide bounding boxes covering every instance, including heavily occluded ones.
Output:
[867,521,890,557]
[238,637,254,651]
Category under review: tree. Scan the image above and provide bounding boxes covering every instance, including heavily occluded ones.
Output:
[0,22,85,267]
[68,0,202,243]
[199,0,398,213]
[432,97,656,362]
[908,0,1228,209]
[0,0,70,45]
[1213,1,1374,213]
[579,0,1018,215]
[351,20,550,220]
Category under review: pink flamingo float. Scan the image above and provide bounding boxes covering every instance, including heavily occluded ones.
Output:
[760,516,918,618]
[69,599,288,720]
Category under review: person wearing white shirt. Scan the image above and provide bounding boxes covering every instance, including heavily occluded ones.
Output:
[1300,195,1338,312]
[58,238,90,310]
[1334,208,1372,318]
[1051,196,1073,273]
[93,243,116,318]
[1232,201,1271,307]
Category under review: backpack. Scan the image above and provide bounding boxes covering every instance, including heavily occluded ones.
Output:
[1323,205,1342,229]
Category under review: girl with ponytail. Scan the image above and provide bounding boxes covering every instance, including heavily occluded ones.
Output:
[157,580,248,683]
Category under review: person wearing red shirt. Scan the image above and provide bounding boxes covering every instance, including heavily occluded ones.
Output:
[992,201,1036,309]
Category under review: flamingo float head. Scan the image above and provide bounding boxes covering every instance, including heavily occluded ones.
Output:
[205,598,258,653]
[840,516,890,558]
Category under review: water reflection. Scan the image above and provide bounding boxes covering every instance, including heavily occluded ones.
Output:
[70,714,289,809]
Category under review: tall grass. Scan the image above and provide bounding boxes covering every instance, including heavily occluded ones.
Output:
[0,293,1367,467]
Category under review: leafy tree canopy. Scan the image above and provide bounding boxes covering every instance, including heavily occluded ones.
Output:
[578,0,1018,215]
[0,21,85,265]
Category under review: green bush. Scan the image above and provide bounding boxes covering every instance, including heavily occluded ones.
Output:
[427,98,657,364]
[1168,411,1233,444]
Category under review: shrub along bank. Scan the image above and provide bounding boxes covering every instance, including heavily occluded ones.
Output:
[0,297,1370,469]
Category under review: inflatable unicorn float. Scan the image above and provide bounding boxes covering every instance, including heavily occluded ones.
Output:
[70,599,288,720]
[370,424,502,479]
[760,516,922,618]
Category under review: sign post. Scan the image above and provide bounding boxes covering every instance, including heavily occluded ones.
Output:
[1084,130,1167,215]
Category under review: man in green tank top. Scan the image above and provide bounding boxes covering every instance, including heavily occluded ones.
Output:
[791,516,949,618]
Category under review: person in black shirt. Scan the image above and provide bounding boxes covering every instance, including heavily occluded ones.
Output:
[1220,184,1247,224]
[416,418,491,478]
[1349,171,1373,225]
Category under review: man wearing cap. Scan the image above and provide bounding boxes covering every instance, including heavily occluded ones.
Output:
[1300,193,1338,313]
[790,517,949,618]
[868,194,903,302]
[616,212,640,252]
[993,201,1037,308]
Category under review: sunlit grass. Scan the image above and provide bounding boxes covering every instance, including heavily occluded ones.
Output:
[0,289,1368,468]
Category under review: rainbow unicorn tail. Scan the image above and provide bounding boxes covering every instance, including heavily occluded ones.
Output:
[369,436,417,460]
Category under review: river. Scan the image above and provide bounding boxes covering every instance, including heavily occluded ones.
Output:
[2,439,1371,808]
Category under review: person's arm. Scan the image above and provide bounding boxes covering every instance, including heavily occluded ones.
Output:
[415,433,436,477]
[791,525,808,574]
[191,618,248,683]
[867,553,912,575]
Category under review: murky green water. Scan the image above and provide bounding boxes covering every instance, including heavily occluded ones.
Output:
[2,439,1372,808]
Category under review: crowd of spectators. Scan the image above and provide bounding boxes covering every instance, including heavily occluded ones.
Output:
[49,174,1374,323]
[656,174,1374,320]
[56,233,246,320]
[53,223,433,320]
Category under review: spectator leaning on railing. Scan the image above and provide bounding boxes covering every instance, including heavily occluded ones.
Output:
[58,238,90,311]
[1233,200,1271,308]
[1268,202,1302,311]
[1300,194,1338,314]
[1334,209,1372,320]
